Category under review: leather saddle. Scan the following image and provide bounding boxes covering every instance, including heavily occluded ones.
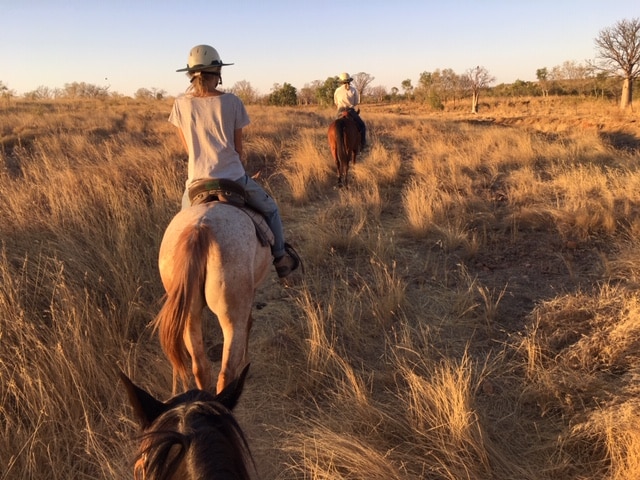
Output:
[188,178,274,247]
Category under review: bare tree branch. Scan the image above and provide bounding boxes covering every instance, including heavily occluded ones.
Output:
[594,18,640,109]
[351,72,375,98]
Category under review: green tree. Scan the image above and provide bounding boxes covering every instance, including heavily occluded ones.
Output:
[414,71,443,109]
[268,82,297,106]
[439,68,460,103]
[401,79,413,98]
[536,67,549,97]
[594,18,640,109]
[418,71,433,90]
[316,76,341,106]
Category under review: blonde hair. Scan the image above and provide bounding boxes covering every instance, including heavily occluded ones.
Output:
[186,70,221,97]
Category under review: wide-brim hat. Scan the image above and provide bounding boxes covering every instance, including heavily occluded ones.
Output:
[176,61,234,73]
[338,72,353,83]
[176,44,234,72]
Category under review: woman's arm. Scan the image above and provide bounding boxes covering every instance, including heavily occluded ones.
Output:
[177,128,188,154]
[234,128,244,164]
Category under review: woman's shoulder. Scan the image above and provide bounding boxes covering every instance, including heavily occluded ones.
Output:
[221,92,243,102]
[173,93,195,104]
[220,93,248,110]
[174,92,246,114]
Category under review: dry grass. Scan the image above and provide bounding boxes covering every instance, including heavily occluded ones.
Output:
[2,95,640,479]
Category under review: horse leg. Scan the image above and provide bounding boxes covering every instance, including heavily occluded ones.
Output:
[334,153,343,186]
[182,303,214,391]
[334,161,344,188]
[340,157,349,188]
[216,306,252,394]
[329,125,339,186]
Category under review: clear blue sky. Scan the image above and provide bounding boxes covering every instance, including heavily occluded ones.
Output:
[1,1,638,97]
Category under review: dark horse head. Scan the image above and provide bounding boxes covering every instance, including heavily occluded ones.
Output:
[120,364,255,480]
[328,111,360,188]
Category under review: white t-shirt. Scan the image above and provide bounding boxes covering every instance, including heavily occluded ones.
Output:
[334,84,359,110]
[169,93,250,188]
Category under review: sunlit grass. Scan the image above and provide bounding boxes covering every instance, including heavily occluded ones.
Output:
[2,96,640,479]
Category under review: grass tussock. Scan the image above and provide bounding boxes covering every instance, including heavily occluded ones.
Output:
[2,96,640,479]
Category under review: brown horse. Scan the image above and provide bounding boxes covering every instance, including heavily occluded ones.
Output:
[121,364,256,480]
[328,111,360,187]
[154,202,271,394]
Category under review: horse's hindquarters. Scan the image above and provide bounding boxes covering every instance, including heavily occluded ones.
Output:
[156,202,271,391]
[328,117,359,186]
[159,203,271,289]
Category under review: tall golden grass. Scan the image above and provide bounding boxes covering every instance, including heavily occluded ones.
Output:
[1,96,640,479]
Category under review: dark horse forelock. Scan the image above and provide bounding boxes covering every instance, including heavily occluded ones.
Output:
[137,401,254,480]
[122,363,254,480]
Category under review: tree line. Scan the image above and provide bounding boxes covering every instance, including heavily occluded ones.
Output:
[2,18,638,110]
[240,18,640,111]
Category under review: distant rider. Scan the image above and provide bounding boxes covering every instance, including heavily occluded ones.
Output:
[333,72,367,149]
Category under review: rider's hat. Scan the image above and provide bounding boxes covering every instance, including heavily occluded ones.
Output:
[176,45,233,73]
[338,72,353,83]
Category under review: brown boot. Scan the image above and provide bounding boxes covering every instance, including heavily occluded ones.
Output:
[273,242,302,278]
[274,254,297,278]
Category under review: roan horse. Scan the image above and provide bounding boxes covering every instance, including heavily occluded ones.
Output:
[327,111,361,188]
[154,200,271,394]
[120,364,256,480]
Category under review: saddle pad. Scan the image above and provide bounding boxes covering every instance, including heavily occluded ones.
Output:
[238,206,274,247]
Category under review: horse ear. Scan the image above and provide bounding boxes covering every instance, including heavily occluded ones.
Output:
[215,363,250,411]
[119,371,167,430]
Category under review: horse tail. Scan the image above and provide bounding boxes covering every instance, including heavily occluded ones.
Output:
[335,119,349,164]
[154,223,210,385]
